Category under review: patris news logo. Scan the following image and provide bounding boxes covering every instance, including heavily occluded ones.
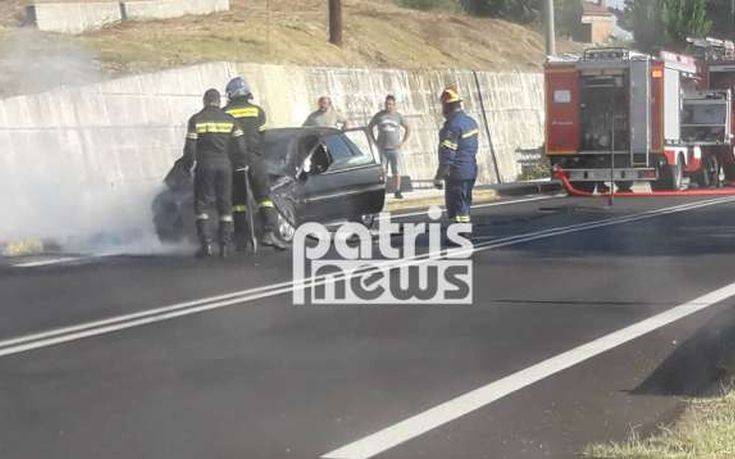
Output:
[293,207,473,305]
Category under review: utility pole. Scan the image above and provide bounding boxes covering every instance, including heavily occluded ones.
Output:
[329,0,342,47]
[544,0,556,56]
[267,0,272,56]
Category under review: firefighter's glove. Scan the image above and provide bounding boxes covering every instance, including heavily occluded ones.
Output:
[433,165,450,189]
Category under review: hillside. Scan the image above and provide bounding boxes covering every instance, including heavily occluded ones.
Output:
[0,0,581,95]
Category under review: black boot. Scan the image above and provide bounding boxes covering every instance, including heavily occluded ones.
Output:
[195,218,214,258]
[233,212,250,252]
[219,219,235,258]
[196,242,214,258]
[261,231,288,250]
[259,207,287,250]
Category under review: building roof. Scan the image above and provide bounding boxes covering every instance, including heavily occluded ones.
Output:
[582,1,614,17]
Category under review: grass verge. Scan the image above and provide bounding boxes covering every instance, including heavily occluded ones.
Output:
[584,387,735,458]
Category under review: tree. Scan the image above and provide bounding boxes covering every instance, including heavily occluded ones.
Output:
[554,0,582,38]
[625,0,711,52]
[460,0,541,23]
[625,0,665,52]
[708,0,735,40]
[661,0,711,47]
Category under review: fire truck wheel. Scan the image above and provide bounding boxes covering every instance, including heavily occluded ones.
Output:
[615,181,633,192]
[723,163,735,183]
[696,156,720,188]
[655,157,684,191]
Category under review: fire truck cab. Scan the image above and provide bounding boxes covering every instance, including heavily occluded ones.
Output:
[545,44,735,192]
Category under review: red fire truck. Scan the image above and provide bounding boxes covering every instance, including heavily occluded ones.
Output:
[545,41,735,192]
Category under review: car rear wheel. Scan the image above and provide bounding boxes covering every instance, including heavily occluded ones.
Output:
[275,203,296,243]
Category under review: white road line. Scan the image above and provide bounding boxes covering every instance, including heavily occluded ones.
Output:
[321,282,735,459]
[12,256,92,268]
[0,196,732,358]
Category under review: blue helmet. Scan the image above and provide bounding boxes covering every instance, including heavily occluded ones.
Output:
[226,76,251,100]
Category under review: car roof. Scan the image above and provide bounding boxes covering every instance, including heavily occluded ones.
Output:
[263,126,342,139]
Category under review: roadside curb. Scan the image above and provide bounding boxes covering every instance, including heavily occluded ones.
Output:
[386,188,498,213]
[491,180,562,197]
[384,179,561,213]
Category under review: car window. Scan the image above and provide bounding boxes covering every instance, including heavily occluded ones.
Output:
[324,133,374,170]
[342,128,380,163]
[262,134,297,175]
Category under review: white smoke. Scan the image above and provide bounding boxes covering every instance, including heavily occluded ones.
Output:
[0,29,189,255]
[0,28,102,97]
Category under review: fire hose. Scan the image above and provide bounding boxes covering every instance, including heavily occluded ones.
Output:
[553,166,735,197]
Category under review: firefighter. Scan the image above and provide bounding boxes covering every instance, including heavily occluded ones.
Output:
[223,76,286,250]
[180,88,248,258]
[433,86,479,226]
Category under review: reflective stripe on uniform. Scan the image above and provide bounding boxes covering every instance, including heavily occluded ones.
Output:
[226,107,260,118]
[195,122,234,134]
[186,132,198,140]
[441,139,458,150]
[462,129,479,139]
[232,205,247,213]
[258,199,274,208]
[220,214,234,222]
[454,215,471,223]
[196,213,209,220]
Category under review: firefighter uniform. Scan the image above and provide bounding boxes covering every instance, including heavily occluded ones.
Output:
[181,100,247,257]
[434,88,479,223]
[224,79,282,249]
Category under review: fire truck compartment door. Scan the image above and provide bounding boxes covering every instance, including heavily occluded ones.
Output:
[546,68,580,154]
[629,59,651,156]
[664,67,681,142]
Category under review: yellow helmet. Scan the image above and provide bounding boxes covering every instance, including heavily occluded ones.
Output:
[440,87,462,104]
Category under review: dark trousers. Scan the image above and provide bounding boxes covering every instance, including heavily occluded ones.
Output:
[445,178,475,223]
[194,160,233,245]
[232,156,277,247]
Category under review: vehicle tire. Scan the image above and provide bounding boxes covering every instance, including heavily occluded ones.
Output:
[615,181,633,192]
[722,162,735,184]
[152,191,188,243]
[275,201,297,243]
[654,156,683,191]
[570,181,595,193]
[696,156,720,188]
[276,211,295,243]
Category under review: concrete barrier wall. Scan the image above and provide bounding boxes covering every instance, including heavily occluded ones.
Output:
[124,0,230,20]
[28,0,230,34]
[0,62,544,241]
[30,2,123,34]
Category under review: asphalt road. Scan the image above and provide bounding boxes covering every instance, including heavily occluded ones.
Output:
[2,194,735,458]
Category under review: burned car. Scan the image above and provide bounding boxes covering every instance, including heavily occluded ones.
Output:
[152,127,386,244]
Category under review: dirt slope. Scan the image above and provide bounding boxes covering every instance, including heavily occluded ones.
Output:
[0,0,580,93]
